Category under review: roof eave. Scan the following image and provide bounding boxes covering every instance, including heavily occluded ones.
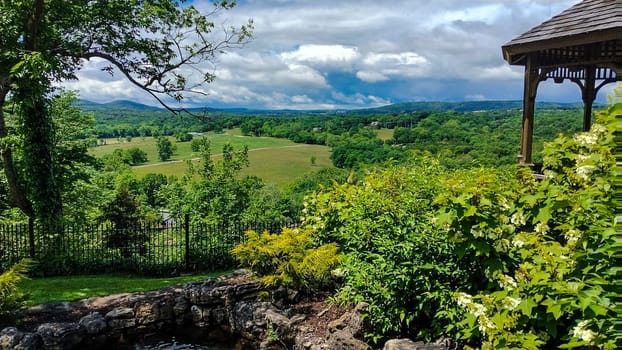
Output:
[502,27,622,65]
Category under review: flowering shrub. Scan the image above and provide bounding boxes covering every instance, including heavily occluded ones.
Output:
[438,105,618,349]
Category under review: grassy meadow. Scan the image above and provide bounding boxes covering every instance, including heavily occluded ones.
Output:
[91,129,333,186]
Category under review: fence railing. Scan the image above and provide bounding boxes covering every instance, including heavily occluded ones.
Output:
[0,217,298,276]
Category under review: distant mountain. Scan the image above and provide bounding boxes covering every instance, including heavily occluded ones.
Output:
[76,100,164,112]
[350,100,585,115]
[77,99,587,115]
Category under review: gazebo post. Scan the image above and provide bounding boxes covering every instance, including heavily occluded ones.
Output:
[520,56,539,165]
[582,65,596,131]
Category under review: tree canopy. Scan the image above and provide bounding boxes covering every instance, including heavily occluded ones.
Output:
[0,0,252,222]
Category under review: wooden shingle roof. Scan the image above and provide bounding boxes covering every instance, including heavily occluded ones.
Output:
[503,0,622,64]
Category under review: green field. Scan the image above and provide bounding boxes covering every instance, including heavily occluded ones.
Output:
[376,128,394,141]
[91,130,333,186]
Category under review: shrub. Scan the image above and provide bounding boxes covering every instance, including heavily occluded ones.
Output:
[232,227,342,290]
[0,259,32,319]
[438,106,618,349]
[304,160,474,343]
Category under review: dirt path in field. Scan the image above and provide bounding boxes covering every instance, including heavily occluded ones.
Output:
[133,144,307,169]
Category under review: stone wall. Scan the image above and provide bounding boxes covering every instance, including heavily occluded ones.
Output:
[0,271,457,350]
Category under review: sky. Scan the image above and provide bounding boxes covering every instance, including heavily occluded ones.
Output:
[63,0,617,110]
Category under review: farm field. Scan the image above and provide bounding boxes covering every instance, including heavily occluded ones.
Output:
[376,128,394,141]
[91,129,333,186]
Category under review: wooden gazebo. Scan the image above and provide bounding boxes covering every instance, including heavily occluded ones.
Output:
[502,0,621,165]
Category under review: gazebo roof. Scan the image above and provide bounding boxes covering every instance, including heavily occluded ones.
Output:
[502,0,622,65]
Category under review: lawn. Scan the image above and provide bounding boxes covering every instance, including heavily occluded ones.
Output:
[20,271,229,306]
[90,130,296,166]
[92,130,334,186]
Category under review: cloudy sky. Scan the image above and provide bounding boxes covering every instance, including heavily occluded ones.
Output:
[64,0,616,110]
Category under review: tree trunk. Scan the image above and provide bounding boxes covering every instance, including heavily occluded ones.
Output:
[0,89,35,219]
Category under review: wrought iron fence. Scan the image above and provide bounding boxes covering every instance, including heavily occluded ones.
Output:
[0,217,297,276]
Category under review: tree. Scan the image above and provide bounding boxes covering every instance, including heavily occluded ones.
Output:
[126,147,148,165]
[0,0,253,223]
[156,137,175,161]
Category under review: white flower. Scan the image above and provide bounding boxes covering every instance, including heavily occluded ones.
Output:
[502,296,521,310]
[470,226,484,238]
[590,123,607,136]
[512,237,525,248]
[564,229,581,247]
[455,292,473,307]
[576,165,595,181]
[574,133,598,146]
[510,212,526,226]
[478,315,496,335]
[498,274,518,291]
[535,222,549,234]
[573,320,597,344]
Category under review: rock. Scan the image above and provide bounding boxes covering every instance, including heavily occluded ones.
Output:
[105,307,134,319]
[326,329,371,350]
[190,305,207,326]
[0,327,24,349]
[78,313,107,335]
[383,339,426,350]
[135,299,174,325]
[328,302,367,338]
[14,333,42,350]
[382,338,456,350]
[36,323,85,350]
[107,318,136,330]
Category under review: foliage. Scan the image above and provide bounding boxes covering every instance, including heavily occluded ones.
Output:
[0,0,252,221]
[100,184,148,256]
[302,161,472,342]
[232,228,342,289]
[139,173,169,208]
[162,141,274,226]
[190,136,210,152]
[156,137,176,161]
[101,147,148,168]
[437,106,617,349]
[328,128,409,168]
[0,259,31,320]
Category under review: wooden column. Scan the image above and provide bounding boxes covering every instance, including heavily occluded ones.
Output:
[520,56,540,165]
[582,65,596,131]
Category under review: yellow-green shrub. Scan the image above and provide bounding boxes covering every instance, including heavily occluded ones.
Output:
[0,259,31,319]
[232,227,342,289]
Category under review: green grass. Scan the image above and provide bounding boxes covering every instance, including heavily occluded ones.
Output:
[92,130,334,186]
[19,271,229,306]
[376,128,394,141]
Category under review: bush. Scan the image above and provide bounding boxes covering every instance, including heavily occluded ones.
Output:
[438,106,617,349]
[0,259,31,319]
[303,160,474,343]
[232,227,342,290]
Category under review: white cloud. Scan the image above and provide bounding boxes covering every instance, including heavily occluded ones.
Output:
[465,94,486,101]
[356,71,389,83]
[473,65,524,81]
[62,0,586,108]
[363,52,427,66]
[280,44,360,70]
[291,95,314,104]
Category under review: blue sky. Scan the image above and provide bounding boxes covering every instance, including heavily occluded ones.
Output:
[64,0,617,110]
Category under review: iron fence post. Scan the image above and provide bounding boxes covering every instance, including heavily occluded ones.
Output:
[184,214,190,270]
[28,218,35,258]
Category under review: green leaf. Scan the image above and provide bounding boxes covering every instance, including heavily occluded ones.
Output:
[517,298,538,316]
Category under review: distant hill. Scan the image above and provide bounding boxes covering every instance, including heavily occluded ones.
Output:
[77,99,587,115]
[76,100,164,112]
[351,100,585,115]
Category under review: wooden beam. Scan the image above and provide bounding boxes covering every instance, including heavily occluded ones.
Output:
[520,56,540,165]
[582,65,596,131]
